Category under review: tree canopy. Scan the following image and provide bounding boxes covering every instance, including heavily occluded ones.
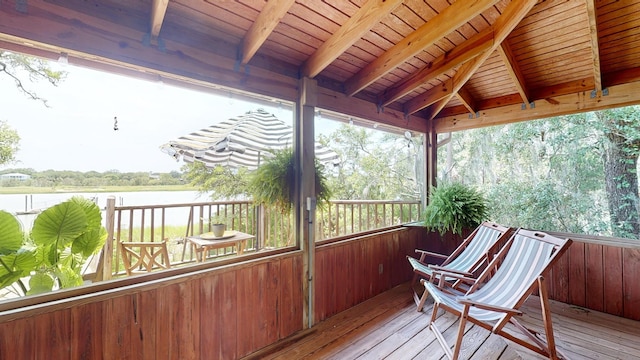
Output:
[442,106,640,239]
[0,52,67,167]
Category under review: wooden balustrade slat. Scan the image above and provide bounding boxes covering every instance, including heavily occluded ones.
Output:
[603,245,624,316]
[623,248,640,320]
[585,243,605,312]
[568,241,587,307]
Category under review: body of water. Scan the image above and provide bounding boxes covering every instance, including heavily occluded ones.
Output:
[0,190,211,214]
[0,191,213,230]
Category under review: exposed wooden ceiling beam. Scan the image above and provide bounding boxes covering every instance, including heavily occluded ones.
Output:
[435,80,640,133]
[150,0,169,38]
[456,86,477,114]
[240,0,295,65]
[585,0,602,93]
[343,0,501,96]
[301,0,404,78]
[379,28,494,107]
[497,42,530,106]
[405,0,538,118]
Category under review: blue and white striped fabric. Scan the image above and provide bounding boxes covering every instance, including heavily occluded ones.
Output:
[408,225,503,277]
[426,234,555,324]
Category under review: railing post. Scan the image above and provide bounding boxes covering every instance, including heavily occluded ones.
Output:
[256,204,266,250]
[102,196,116,280]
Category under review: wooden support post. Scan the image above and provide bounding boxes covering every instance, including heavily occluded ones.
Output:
[297,77,317,329]
[426,121,438,205]
[102,196,116,280]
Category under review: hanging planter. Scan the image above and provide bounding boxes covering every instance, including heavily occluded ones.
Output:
[248,148,332,214]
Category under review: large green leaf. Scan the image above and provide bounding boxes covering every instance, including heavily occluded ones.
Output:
[5,251,38,271]
[0,269,23,290]
[55,267,83,288]
[32,201,87,248]
[28,273,54,295]
[0,251,37,289]
[0,211,24,254]
[71,227,107,257]
[68,196,102,230]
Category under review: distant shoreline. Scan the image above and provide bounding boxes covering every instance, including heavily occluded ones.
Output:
[0,185,196,195]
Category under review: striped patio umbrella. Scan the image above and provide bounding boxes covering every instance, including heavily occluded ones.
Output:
[160,109,340,170]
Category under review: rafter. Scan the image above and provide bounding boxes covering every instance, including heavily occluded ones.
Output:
[405,0,538,118]
[343,0,501,96]
[497,41,530,106]
[150,0,169,38]
[456,86,477,114]
[379,28,494,107]
[585,0,602,93]
[240,0,295,65]
[301,0,403,78]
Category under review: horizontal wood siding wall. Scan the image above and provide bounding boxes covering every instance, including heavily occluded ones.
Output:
[0,253,304,360]
[313,227,421,323]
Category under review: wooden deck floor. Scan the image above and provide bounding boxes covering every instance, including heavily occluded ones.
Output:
[256,283,640,360]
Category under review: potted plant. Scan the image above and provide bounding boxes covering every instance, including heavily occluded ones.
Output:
[0,196,107,296]
[210,213,229,237]
[248,148,331,214]
[422,182,488,236]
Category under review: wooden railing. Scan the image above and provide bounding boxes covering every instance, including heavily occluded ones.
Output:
[317,200,421,239]
[110,200,257,274]
[107,198,422,276]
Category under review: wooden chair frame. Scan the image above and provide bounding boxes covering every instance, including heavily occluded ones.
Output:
[120,241,171,275]
[424,229,572,360]
[407,221,512,311]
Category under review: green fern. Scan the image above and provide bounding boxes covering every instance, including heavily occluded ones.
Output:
[249,148,331,214]
[423,182,488,236]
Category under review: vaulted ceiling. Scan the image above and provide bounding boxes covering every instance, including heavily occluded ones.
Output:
[2,0,640,134]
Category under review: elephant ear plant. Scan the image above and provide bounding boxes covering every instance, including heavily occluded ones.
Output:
[422,182,489,236]
[0,196,107,296]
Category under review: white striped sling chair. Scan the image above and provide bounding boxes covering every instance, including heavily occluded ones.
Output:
[424,229,572,360]
[407,221,512,311]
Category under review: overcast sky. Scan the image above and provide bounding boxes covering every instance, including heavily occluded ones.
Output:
[0,61,288,173]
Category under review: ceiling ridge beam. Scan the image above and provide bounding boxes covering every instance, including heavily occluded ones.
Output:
[498,41,530,106]
[301,0,404,78]
[438,76,598,119]
[150,0,169,38]
[379,27,494,107]
[434,80,640,133]
[343,0,502,97]
[405,0,538,118]
[585,0,602,93]
[240,0,296,65]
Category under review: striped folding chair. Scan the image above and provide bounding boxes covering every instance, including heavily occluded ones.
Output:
[424,229,572,360]
[407,221,512,311]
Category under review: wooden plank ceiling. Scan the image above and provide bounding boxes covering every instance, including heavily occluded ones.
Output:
[2,0,640,133]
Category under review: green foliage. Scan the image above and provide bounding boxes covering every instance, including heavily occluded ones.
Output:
[248,148,331,214]
[422,182,488,236]
[0,196,106,296]
[182,161,250,200]
[0,168,185,189]
[0,51,66,106]
[0,120,20,166]
[323,124,423,200]
[439,108,640,238]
